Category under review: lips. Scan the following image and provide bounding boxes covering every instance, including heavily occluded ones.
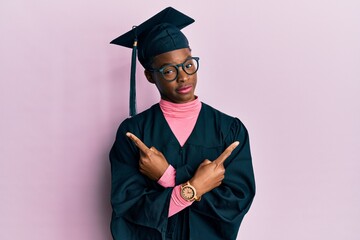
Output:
[176,85,193,94]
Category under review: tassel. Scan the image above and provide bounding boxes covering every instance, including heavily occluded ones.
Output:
[129,26,138,116]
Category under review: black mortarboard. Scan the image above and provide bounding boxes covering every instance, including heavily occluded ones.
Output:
[110,7,195,116]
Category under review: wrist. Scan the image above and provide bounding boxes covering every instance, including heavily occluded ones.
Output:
[180,181,201,202]
[189,179,203,198]
[157,165,176,187]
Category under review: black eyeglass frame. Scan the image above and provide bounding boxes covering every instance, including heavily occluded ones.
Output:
[148,57,200,82]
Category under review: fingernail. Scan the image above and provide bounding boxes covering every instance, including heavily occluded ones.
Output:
[234,141,240,146]
[126,132,131,137]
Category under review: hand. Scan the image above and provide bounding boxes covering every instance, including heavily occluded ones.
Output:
[189,141,240,197]
[126,132,169,181]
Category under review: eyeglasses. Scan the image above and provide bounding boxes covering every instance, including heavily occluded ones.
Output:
[149,57,200,82]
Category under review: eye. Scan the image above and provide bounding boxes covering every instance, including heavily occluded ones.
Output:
[162,66,176,76]
[185,63,193,69]
[163,68,174,75]
[184,59,195,69]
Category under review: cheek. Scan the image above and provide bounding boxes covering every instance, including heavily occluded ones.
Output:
[155,81,174,94]
[191,75,198,86]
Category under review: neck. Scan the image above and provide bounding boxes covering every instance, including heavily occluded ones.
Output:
[159,97,201,118]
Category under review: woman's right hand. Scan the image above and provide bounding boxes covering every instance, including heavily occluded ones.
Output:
[189,141,239,197]
[126,132,169,181]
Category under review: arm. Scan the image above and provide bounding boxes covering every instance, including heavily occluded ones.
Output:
[188,119,256,239]
[110,122,172,239]
[157,165,194,217]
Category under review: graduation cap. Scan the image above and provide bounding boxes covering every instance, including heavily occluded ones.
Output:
[110,7,195,116]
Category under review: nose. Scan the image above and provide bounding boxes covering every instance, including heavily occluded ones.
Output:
[176,66,188,82]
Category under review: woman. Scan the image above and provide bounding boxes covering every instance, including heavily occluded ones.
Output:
[110,7,255,240]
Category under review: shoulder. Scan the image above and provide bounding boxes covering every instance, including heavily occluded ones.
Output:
[201,102,233,119]
[201,102,246,126]
[117,104,160,135]
[201,102,248,139]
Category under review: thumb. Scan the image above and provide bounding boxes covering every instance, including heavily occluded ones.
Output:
[149,146,160,154]
[200,159,212,166]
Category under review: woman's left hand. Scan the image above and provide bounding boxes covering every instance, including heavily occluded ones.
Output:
[126,132,169,181]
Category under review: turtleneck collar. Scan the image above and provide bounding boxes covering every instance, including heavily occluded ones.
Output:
[159,97,202,118]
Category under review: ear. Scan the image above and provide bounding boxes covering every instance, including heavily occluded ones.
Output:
[144,70,155,84]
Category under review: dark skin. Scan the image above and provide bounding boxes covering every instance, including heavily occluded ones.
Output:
[144,48,197,104]
[127,48,239,198]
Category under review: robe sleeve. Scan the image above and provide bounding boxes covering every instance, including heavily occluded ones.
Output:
[110,119,173,239]
[189,118,256,240]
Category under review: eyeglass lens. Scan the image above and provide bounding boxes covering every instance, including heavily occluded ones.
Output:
[161,58,199,81]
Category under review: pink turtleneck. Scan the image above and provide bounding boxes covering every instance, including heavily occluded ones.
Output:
[157,98,202,217]
[159,98,202,146]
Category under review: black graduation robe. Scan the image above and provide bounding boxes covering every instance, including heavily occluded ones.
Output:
[110,102,255,240]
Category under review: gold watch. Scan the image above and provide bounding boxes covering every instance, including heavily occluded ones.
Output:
[180,181,201,202]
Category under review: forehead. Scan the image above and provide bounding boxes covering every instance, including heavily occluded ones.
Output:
[152,48,192,66]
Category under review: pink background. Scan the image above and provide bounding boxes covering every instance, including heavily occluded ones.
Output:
[1,0,359,239]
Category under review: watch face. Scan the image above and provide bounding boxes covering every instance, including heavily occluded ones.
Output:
[182,186,195,200]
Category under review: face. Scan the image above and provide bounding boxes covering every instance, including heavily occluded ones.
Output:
[145,48,197,104]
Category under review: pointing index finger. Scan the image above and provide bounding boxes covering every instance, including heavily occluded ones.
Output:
[214,141,240,166]
[126,132,150,153]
